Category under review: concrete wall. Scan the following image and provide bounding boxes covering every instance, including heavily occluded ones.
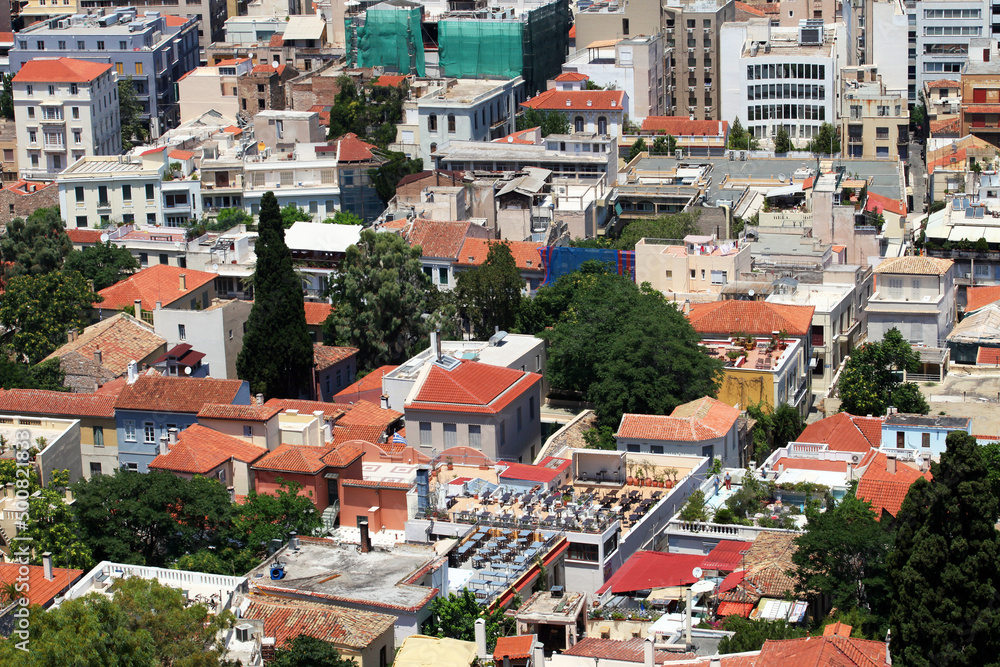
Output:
[153,300,251,380]
[340,485,410,532]
[79,417,119,480]
[197,416,280,451]
[34,419,83,485]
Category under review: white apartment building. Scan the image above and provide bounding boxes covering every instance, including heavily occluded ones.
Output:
[242,143,342,219]
[559,35,664,122]
[12,57,121,180]
[416,77,525,165]
[913,0,988,102]
[719,19,846,147]
[868,256,956,347]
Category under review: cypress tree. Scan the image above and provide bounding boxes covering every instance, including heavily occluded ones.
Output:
[888,431,1000,666]
[236,192,314,399]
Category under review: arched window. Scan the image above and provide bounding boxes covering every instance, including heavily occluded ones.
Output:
[597,117,608,134]
[428,114,437,132]
[447,114,456,133]
[574,116,584,132]
[430,143,437,154]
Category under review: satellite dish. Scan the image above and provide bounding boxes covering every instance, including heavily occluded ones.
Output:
[184,366,192,375]
[778,173,787,183]
[100,233,109,243]
[212,263,220,272]
[748,289,755,297]
[692,566,703,579]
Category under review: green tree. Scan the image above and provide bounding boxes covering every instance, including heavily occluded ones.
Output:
[0,271,99,363]
[118,76,148,152]
[326,76,406,148]
[324,229,446,371]
[214,206,254,230]
[838,328,928,416]
[627,138,647,162]
[717,617,807,653]
[792,483,892,637]
[727,117,760,151]
[0,207,72,279]
[747,402,804,463]
[614,211,703,250]
[280,204,313,228]
[322,211,364,225]
[428,589,516,651]
[807,122,840,154]
[20,471,94,571]
[679,489,709,521]
[0,356,68,391]
[582,425,616,450]
[516,108,571,137]
[237,192,314,400]
[63,241,140,291]
[456,241,524,340]
[889,431,1000,666]
[651,134,677,155]
[369,151,423,205]
[0,73,13,120]
[271,635,358,667]
[223,481,321,568]
[774,125,793,153]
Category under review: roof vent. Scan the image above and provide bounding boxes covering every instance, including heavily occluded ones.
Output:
[610,100,616,107]
[550,585,564,598]
[587,100,593,107]
[565,99,572,106]
[488,330,508,347]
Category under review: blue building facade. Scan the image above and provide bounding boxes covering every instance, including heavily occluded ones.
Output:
[880,413,972,459]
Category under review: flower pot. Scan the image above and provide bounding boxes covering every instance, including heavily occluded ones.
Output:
[665,480,674,489]
[645,479,653,487]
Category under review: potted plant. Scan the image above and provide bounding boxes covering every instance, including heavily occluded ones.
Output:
[446,456,454,470]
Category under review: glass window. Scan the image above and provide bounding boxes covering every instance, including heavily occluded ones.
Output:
[143,422,155,444]
[124,420,136,442]
[90,462,102,477]
[567,542,599,562]
[419,422,432,446]
[469,425,481,449]
[517,406,523,431]
[444,423,456,447]
[93,427,104,447]
[244,425,253,438]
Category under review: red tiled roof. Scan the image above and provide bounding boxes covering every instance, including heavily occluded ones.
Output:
[925,78,960,89]
[857,452,931,519]
[395,170,465,188]
[407,220,480,259]
[0,388,116,418]
[702,540,752,571]
[140,146,167,156]
[824,622,853,637]
[43,312,165,376]
[455,238,543,271]
[0,32,14,44]
[197,403,281,421]
[240,594,395,649]
[337,399,402,429]
[164,14,191,26]
[406,361,541,415]
[14,58,111,83]
[978,346,1000,365]
[754,635,890,667]
[265,398,346,421]
[500,457,571,484]
[97,264,217,311]
[568,24,576,38]
[333,365,397,401]
[966,105,1000,114]
[521,88,625,111]
[596,551,706,595]
[563,637,697,663]
[864,192,906,217]
[115,376,246,414]
[929,117,961,137]
[641,116,728,137]
[492,127,540,145]
[334,132,379,162]
[372,74,408,87]
[966,285,1000,312]
[796,412,882,453]
[332,423,386,445]
[555,72,589,82]
[303,302,333,326]
[852,416,885,448]
[253,442,363,473]
[169,149,195,160]
[774,457,849,472]
[495,636,536,661]
[341,478,411,490]
[734,1,767,16]
[269,34,284,47]
[149,424,267,473]
[0,563,83,607]
[687,300,815,337]
[874,256,953,276]
[66,228,104,244]
[314,344,358,371]
[617,397,739,442]
[717,600,755,618]
[224,125,244,137]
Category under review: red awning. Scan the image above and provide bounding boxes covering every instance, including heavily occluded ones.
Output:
[702,540,752,571]
[597,551,706,595]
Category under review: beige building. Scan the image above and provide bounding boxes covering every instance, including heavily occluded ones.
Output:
[177,59,253,124]
[634,234,751,301]
[0,119,18,185]
[869,256,956,347]
[923,78,961,123]
[196,403,283,451]
[841,66,909,159]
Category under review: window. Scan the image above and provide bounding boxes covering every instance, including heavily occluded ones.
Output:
[597,117,608,134]
[75,186,85,203]
[469,425,481,449]
[567,542,599,562]
[28,130,36,144]
[2,149,10,162]
[159,253,168,265]
[439,267,448,284]
[244,425,253,438]
[76,216,87,227]
[116,63,124,75]
[73,130,81,145]
[626,443,640,452]
[135,62,143,75]
[37,42,45,51]
[336,368,342,387]
[93,427,104,447]
[126,462,138,472]
[97,41,105,50]
[430,142,437,154]
[120,41,127,50]
[897,431,905,447]
[922,433,931,448]
[122,184,131,201]
[146,184,155,200]
[651,445,664,454]
[500,420,506,445]
[622,18,629,35]
[574,116,584,132]
[178,324,186,340]
[529,396,535,420]
[419,422,432,446]
[90,462,102,477]
[72,106,79,119]
[517,406,523,431]
[124,420,136,442]
[447,114,456,133]
[98,185,108,206]
[428,114,437,132]
[143,422,156,444]
[77,41,84,50]
[444,423,457,447]
[276,119,283,138]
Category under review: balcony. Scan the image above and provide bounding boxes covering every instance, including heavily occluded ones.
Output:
[97,200,111,210]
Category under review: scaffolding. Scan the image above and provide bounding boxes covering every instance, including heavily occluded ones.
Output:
[345,4,426,76]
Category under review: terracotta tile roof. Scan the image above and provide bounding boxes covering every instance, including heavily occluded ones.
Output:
[864,192,906,217]
[43,313,165,376]
[94,377,127,396]
[14,57,111,83]
[372,74,409,87]
[265,398,346,421]
[719,533,800,605]
[597,551,706,595]
[825,622,853,637]
[253,442,363,473]
[687,300,815,337]
[564,637,696,663]
[0,563,83,607]
[164,14,191,26]
[617,397,739,442]
[521,88,625,112]
[925,78,961,89]
[966,285,1000,312]
[966,104,1000,114]
[554,72,589,82]
[717,600,755,617]
[197,403,281,421]
[407,219,480,259]
[774,457,849,472]
[702,540,753,571]
[224,125,244,137]
[338,399,402,430]
[169,149,195,160]
[341,478,412,490]
[755,635,890,667]
[734,1,767,16]
[302,301,333,326]
[241,594,395,649]
[455,238,543,271]
[857,452,931,519]
[149,424,267,473]
[322,441,366,467]
[334,132,379,162]
[314,344,358,371]
[115,376,246,414]
[333,365,397,401]
[796,412,882,453]
[500,457,571,484]
[332,423,386,445]
[493,127,541,145]
[641,116,728,137]
[396,170,465,188]
[0,32,13,43]
[978,346,1000,365]
[269,34,284,46]
[929,116,961,137]
[494,636,536,661]
[66,228,103,244]
[852,416,885,448]
[406,360,541,414]
[874,256,953,276]
[97,264,218,311]
[568,25,576,38]
[0,388,116,419]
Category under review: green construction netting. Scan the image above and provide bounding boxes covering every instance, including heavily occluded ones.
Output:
[349,6,425,77]
[522,0,571,93]
[438,20,524,80]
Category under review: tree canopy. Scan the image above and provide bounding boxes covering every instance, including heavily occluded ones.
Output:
[747,401,804,463]
[270,635,358,667]
[717,617,807,654]
[236,192,314,400]
[63,241,139,291]
[516,108,570,137]
[0,356,67,392]
[0,271,98,363]
[322,211,364,225]
[888,431,1000,666]
[774,125,793,153]
[650,134,678,155]
[0,73,13,120]
[728,117,760,151]
[428,589,517,652]
[572,211,704,251]
[456,242,524,340]
[369,151,423,205]
[280,204,313,228]
[118,76,148,153]
[627,138,647,162]
[837,328,928,416]
[807,122,841,154]
[0,207,71,279]
[326,76,406,148]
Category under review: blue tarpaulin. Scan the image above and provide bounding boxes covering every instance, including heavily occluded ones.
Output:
[539,246,636,285]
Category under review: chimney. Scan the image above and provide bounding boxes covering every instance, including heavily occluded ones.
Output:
[644,637,655,667]
[168,428,178,445]
[685,588,694,646]
[683,299,691,315]
[179,273,187,291]
[380,393,389,410]
[474,618,488,660]
[67,328,78,343]
[430,329,442,362]
[255,393,264,406]
[158,435,169,456]
[127,360,139,384]
[533,642,545,667]
[134,299,142,321]
[155,300,162,310]
[359,518,371,553]
[887,456,897,474]
[290,531,300,550]
[42,552,53,581]
[94,348,103,367]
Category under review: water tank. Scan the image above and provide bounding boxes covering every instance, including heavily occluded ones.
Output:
[269,564,285,580]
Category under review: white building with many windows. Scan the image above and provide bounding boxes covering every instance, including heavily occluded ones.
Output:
[242,143,342,219]
[719,19,846,148]
[12,57,121,180]
[914,0,988,99]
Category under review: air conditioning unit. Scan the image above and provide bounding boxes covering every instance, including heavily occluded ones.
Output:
[235,624,254,643]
